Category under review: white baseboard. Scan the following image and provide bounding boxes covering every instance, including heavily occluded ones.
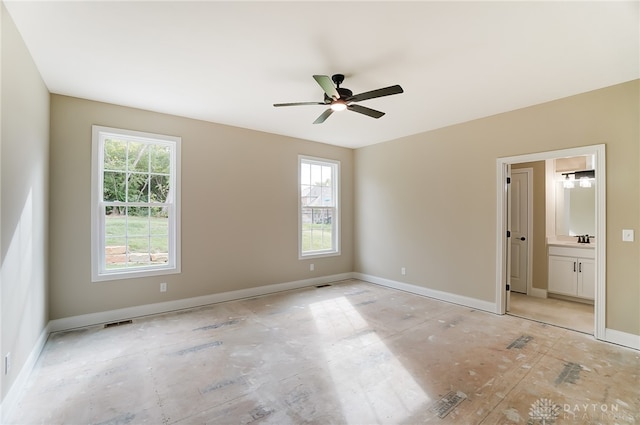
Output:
[353,273,498,314]
[49,273,352,332]
[529,288,547,298]
[603,328,640,351]
[0,322,51,424]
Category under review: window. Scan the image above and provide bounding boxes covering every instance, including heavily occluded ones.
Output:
[299,156,340,258]
[91,126,181,281]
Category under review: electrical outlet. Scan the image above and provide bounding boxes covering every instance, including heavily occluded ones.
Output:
[622,229,634,242]
[310,263,315,271]
[401,267,406,276]
[160,282,167,292]
[5,352,10,375]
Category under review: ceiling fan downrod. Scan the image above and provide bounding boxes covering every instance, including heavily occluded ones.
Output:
[331,74,345,88]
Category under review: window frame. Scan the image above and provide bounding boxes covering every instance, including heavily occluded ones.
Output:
[298,155,341,259]
[91,125,181,282]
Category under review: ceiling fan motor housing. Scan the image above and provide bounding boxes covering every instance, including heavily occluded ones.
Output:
[324,87,353,103]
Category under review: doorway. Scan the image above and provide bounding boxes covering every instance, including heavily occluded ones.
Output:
[496,145,605,340]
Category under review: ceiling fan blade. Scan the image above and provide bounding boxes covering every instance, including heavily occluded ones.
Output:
[347,85,404,103]
[273,102,325,107]
[313,108,334,124]
[313,75,340,100]
[347,104,385,119]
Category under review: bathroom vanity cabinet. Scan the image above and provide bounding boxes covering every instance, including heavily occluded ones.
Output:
[548,245,595,300]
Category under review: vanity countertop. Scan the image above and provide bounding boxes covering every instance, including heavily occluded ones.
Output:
[547,241,595,249]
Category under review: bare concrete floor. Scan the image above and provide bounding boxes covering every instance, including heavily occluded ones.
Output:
[6,279,640,424]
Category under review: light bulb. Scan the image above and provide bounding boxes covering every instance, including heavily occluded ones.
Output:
[563,174,574,189]
[579,177,591,188]
[330,101,347,112]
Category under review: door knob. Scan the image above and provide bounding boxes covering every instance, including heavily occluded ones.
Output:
[520,237,526,241]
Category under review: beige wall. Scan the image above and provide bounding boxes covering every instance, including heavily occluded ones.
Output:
[49,95,354,319]
[512,161,547,290]
[2,11,638,407]
[0,3,50,404]
[354,80,639,335]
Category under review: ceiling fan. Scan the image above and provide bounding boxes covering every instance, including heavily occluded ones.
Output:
[273,74,404,124]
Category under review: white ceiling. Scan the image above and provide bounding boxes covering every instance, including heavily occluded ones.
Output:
[5,1,639,149]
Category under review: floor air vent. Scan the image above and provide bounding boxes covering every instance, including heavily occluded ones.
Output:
[104,320,133,328]
[431,390,467,418]
[315,284,332,288]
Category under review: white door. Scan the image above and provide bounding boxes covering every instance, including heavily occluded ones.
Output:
[506,166,512,311]
[510,170,529,294]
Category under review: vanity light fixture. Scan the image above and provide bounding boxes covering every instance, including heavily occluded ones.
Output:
[562,169,595,189]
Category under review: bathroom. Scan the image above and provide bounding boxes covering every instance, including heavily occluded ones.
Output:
[509,154,596,334]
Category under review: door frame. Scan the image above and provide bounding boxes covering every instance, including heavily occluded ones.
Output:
[510,168,533,295]
[496,144,606,340]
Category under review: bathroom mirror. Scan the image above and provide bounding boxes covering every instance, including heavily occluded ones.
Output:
[555,181,595,236]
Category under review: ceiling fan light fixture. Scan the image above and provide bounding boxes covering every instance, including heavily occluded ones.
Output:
[330,100,347,112]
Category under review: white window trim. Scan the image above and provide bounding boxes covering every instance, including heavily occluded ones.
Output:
[298,155,341,259]
[91,125,181,282]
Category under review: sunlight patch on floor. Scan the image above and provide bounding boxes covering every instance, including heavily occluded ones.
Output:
[309,296,430,424]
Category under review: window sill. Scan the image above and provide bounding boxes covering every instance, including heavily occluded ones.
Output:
[299,251,341,260]
[92,265,180,282]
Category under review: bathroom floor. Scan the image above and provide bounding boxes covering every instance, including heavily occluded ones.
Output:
[6,279,639,424]
[508,292,594,334]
